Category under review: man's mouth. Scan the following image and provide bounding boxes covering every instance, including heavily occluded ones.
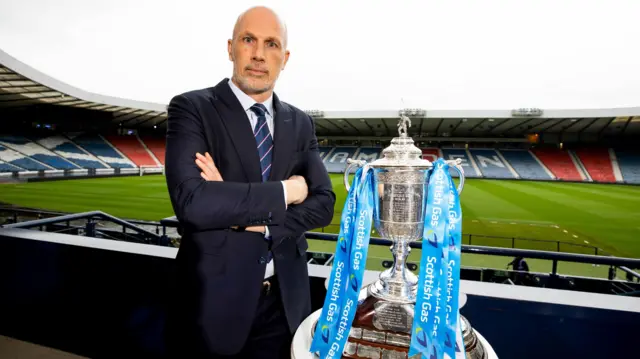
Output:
[247,68,267,76]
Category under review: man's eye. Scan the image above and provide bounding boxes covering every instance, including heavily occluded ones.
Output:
[267,41,278,48]
[243,37,252,43]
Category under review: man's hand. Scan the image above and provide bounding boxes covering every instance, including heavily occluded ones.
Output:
[284,175,309,205]
[196,152,223,181]
[196,152,266,233]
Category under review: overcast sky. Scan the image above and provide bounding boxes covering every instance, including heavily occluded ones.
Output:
[1,0,639,111]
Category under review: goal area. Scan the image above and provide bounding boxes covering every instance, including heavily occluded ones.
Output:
[139,165,165,176]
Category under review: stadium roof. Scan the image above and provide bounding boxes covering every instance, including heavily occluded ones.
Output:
[2,48,640,138]
[0,49,167,128]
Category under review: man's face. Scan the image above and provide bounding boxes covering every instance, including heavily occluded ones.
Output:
[228,11,289,96]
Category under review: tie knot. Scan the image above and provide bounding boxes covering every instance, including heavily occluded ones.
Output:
[250,103,268,117]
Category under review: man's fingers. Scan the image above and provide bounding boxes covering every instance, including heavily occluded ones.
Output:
[205,152,215,166]
[195,152,216,173]
[197,152,216,168]
[196,153,211,170]
[195,158,214,178]
[195,152,223,181]
[197,160,213,181]
[195,158,207,173]
[203,152,223,180]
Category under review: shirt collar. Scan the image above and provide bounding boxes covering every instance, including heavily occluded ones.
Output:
[227,78,274,116]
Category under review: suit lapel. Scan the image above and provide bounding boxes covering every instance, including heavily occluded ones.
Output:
[211,79,262,183]
[269,95,295,251]
[269,94,294,181]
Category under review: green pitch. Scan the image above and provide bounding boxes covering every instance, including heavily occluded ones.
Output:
[1,174,638,279]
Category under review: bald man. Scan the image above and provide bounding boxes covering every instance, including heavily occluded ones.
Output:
[163,6,335,359]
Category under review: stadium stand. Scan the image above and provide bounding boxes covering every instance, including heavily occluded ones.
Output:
[67,133,135,168]
[323,146,358,173]
[500,150,554,180]
[318,146,332,161]
[0,135,79,170]
[0,159,23,172]
[33,135,108,169]
[104,135,157,167]
[0,143,50,171]
[139,136,166,166]
[531,148,583,181]
[353,147,382,162]
[469,149,517,179]
[441,148,482,178]
[614,149,640,184]
[421,148,441,162]
[2,136,640,186]
[574,148,617,183]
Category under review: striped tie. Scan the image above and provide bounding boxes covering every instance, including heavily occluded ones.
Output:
[250,103,273,182]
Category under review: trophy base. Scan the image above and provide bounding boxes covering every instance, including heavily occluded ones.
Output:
[301,285,495,359]
[342,295,414,358]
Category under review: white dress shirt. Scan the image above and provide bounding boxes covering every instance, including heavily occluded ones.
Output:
[227,79,286,279]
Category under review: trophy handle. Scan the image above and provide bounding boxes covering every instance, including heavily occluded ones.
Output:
[445,158,465,195]
[344,159,367,192]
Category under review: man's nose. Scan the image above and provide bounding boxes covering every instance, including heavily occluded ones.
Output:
[251,42,266,61]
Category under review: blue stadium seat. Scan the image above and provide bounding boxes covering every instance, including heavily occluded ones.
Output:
[469,149,516,179]
[500,150,553,180]
[67,134,134,168]
[0,135,79,170]
[33,135,108,169]
[615,149,640,184]
[440,148,481,178]
[318,147,332,161]
[0,160,22,172]
[0,144,49,171]
[353,147,382,163]
[323,147,358,173]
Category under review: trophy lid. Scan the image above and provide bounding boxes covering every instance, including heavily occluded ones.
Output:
[369,115,432,168]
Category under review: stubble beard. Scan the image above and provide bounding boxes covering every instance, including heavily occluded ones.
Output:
[232,71,273,95]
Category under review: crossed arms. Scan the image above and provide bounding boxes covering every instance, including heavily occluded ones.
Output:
[164,94,335,239]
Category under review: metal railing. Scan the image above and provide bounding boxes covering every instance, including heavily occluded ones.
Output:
[0,206,170,237]
[316,224,609,256]
[2,210,167,246]
[0,206,613,256]
[2,206,637,282]
[304,232,640,280]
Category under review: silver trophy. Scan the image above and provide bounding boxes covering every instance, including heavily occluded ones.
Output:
[329,115,487,359]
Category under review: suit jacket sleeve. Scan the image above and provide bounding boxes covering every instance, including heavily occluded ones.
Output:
[268,115,336,240]
[164,94,287,232]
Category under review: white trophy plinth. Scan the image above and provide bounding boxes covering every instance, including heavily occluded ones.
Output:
[290,278,498,359]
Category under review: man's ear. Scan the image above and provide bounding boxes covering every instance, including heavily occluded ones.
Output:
[282,50,290,70]
[227,39,233,61]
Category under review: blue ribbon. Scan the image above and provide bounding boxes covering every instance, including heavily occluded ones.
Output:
[409,158,464,359]
[311,159,463,359]
[310,167,375,359]
[310,168,360,357]
[444,172,463,358]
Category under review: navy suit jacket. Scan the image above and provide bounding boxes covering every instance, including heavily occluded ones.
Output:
[163,79,335,355]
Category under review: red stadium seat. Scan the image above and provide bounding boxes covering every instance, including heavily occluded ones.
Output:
[139,136,166,166]
[574,148,616,183]
[421,148,441,162]
[104,135,157,167]
[531,148,583,181]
